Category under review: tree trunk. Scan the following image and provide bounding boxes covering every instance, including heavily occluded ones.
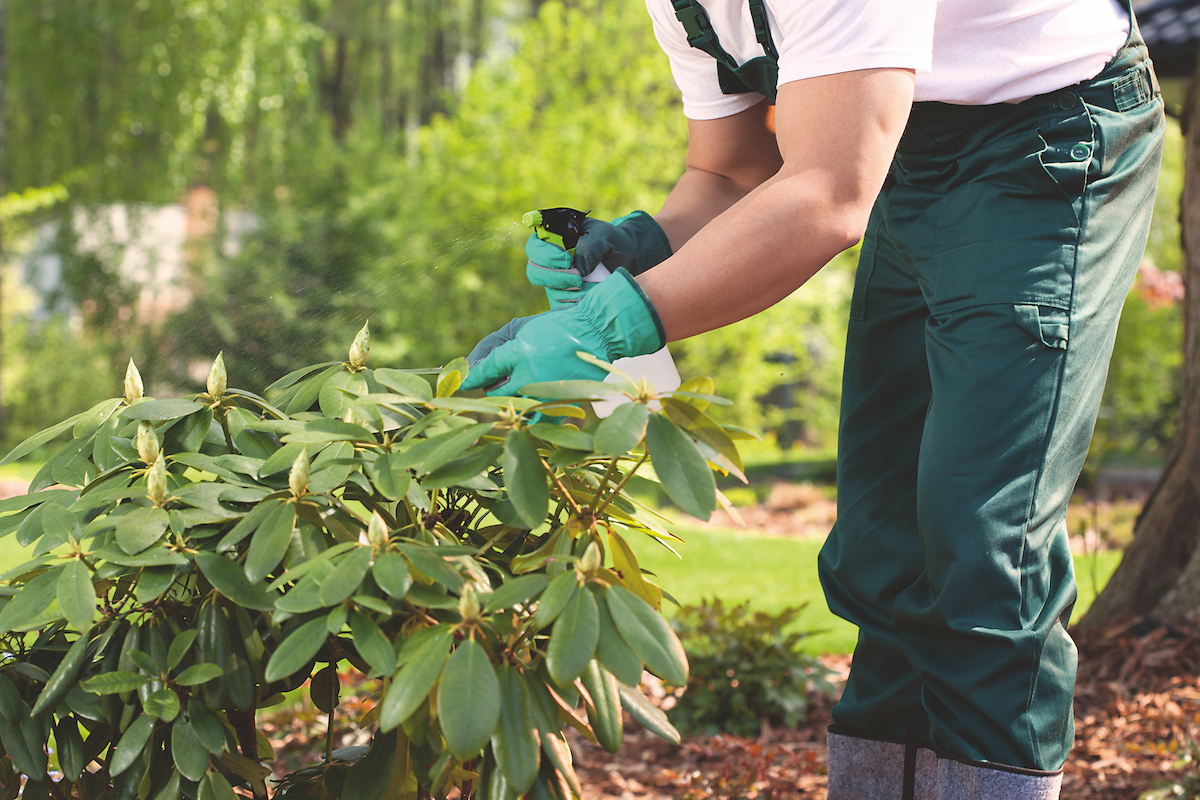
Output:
[1080,57,1200,626]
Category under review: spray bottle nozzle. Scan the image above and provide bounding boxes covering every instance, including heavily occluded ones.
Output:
[523,207,590,251]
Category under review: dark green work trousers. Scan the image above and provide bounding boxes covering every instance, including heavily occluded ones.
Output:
[817,25,1164,771]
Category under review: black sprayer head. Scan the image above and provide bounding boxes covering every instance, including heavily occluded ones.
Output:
[534,207,590,251]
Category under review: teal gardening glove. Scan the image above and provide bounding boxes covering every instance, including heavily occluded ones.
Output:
[463,268,665,394]
[526,211,672,308]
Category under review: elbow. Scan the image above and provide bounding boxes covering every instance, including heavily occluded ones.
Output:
[826,204,872,257]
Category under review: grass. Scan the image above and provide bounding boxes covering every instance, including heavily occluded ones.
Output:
[630,524,1125,656]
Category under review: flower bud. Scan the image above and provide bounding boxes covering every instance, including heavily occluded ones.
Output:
[147,454,168,506]
[368,510,388,549]
[348,322,370,370]
[458,586,482,623]
[125,359,144,403]
[289,447,310,498]
[207,352,227,398]
[136,421,160,465]
[579,541,602,574]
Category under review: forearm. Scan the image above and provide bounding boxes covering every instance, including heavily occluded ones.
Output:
[639,69,913,343]
[653,166,763,253]
[639,169,865,341]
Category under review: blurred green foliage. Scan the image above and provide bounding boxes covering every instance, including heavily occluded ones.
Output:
[0,0,1187,466]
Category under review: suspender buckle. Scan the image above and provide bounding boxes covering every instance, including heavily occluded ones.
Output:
[673,1,715,47]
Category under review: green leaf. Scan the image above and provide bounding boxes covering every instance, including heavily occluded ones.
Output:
[373,369,434,402]
[198,772,236,800]
[618,682,680,744]
[136,566,178,604]
[0,569,59,634]
[318,547,373,607]
[111,713,155,776]
[491,664,540,794]
[519,381,628,401]
[581,660,622,754]
[264,617,328,683]
[645,415,716,520]
[596,591,644,687]
[257,440,307,478]
[244,502,296,583]
[437,639,500,760]
[350,610,397,676]
[91,544,187,568]
[144,688,181,721]
[396,544,465,593]
[483,573,549,614]
[189,702,227,755]
[367,453,411,502]
[397,422,493,475]
[116,506,170,555]
[378,626,452,732]
[594,402,650,456]
[283,419,374,445]
[284,364,345,414]
[80,671,150,695]
[503,431,549,529]
[341,728,399,800]
[175,664,225,686]
[437,357,468,398]
[120,399,206,421]
[167,630,199,672]
[527,423,595,451]
[546,586,599,687]
[372,551,413,600]
[0,411,85,466]
[215,498,281,552]
[171,716,210,781]
[533,571,578,630]
[193,552,276,612]
[0,673,22,721]
[604,585,688,687]
[421,443,502,490]
[56,559,95,631]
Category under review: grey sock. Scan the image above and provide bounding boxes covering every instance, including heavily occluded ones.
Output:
[827,730,938,800]
[938,757,1062,800]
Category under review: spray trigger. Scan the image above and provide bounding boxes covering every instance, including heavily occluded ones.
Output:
[523,207,590,252]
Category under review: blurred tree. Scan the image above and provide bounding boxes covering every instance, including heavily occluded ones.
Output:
[1083,59,1200,625]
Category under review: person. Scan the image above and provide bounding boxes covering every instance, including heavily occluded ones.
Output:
[462,0,1165,796]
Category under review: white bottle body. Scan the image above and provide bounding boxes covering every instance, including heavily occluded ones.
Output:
[584,263,681,417]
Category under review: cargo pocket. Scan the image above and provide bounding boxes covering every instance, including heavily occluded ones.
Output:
[1015,304,1069,350]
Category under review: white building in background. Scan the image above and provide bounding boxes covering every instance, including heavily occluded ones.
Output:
[22,185,257,326]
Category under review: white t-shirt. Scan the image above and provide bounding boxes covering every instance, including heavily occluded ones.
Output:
[646,0,1131,118]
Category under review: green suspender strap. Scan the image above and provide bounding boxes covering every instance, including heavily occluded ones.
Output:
[671,0,780,100]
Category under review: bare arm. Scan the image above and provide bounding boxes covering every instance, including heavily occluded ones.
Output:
[641,68,915,341]
[653,98,782,251]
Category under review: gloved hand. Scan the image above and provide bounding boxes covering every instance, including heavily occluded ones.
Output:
[463,268,665,395]
[526,210,672,307]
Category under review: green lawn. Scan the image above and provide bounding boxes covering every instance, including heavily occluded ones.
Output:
[630,524,1123,655]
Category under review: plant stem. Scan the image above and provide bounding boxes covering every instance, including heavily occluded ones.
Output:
[543,458,582,515]
[592,459,620,504]
[593,452,649,518]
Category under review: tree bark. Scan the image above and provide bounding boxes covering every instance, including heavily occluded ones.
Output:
[1080,57,1200,626]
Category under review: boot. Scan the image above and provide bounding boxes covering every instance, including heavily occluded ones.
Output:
[826,729,938,800]
[938,756,1062,800]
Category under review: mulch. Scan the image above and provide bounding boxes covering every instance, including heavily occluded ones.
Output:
[567,617,1200,800]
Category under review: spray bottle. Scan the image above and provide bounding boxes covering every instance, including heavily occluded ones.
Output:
[522,208,680,416]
